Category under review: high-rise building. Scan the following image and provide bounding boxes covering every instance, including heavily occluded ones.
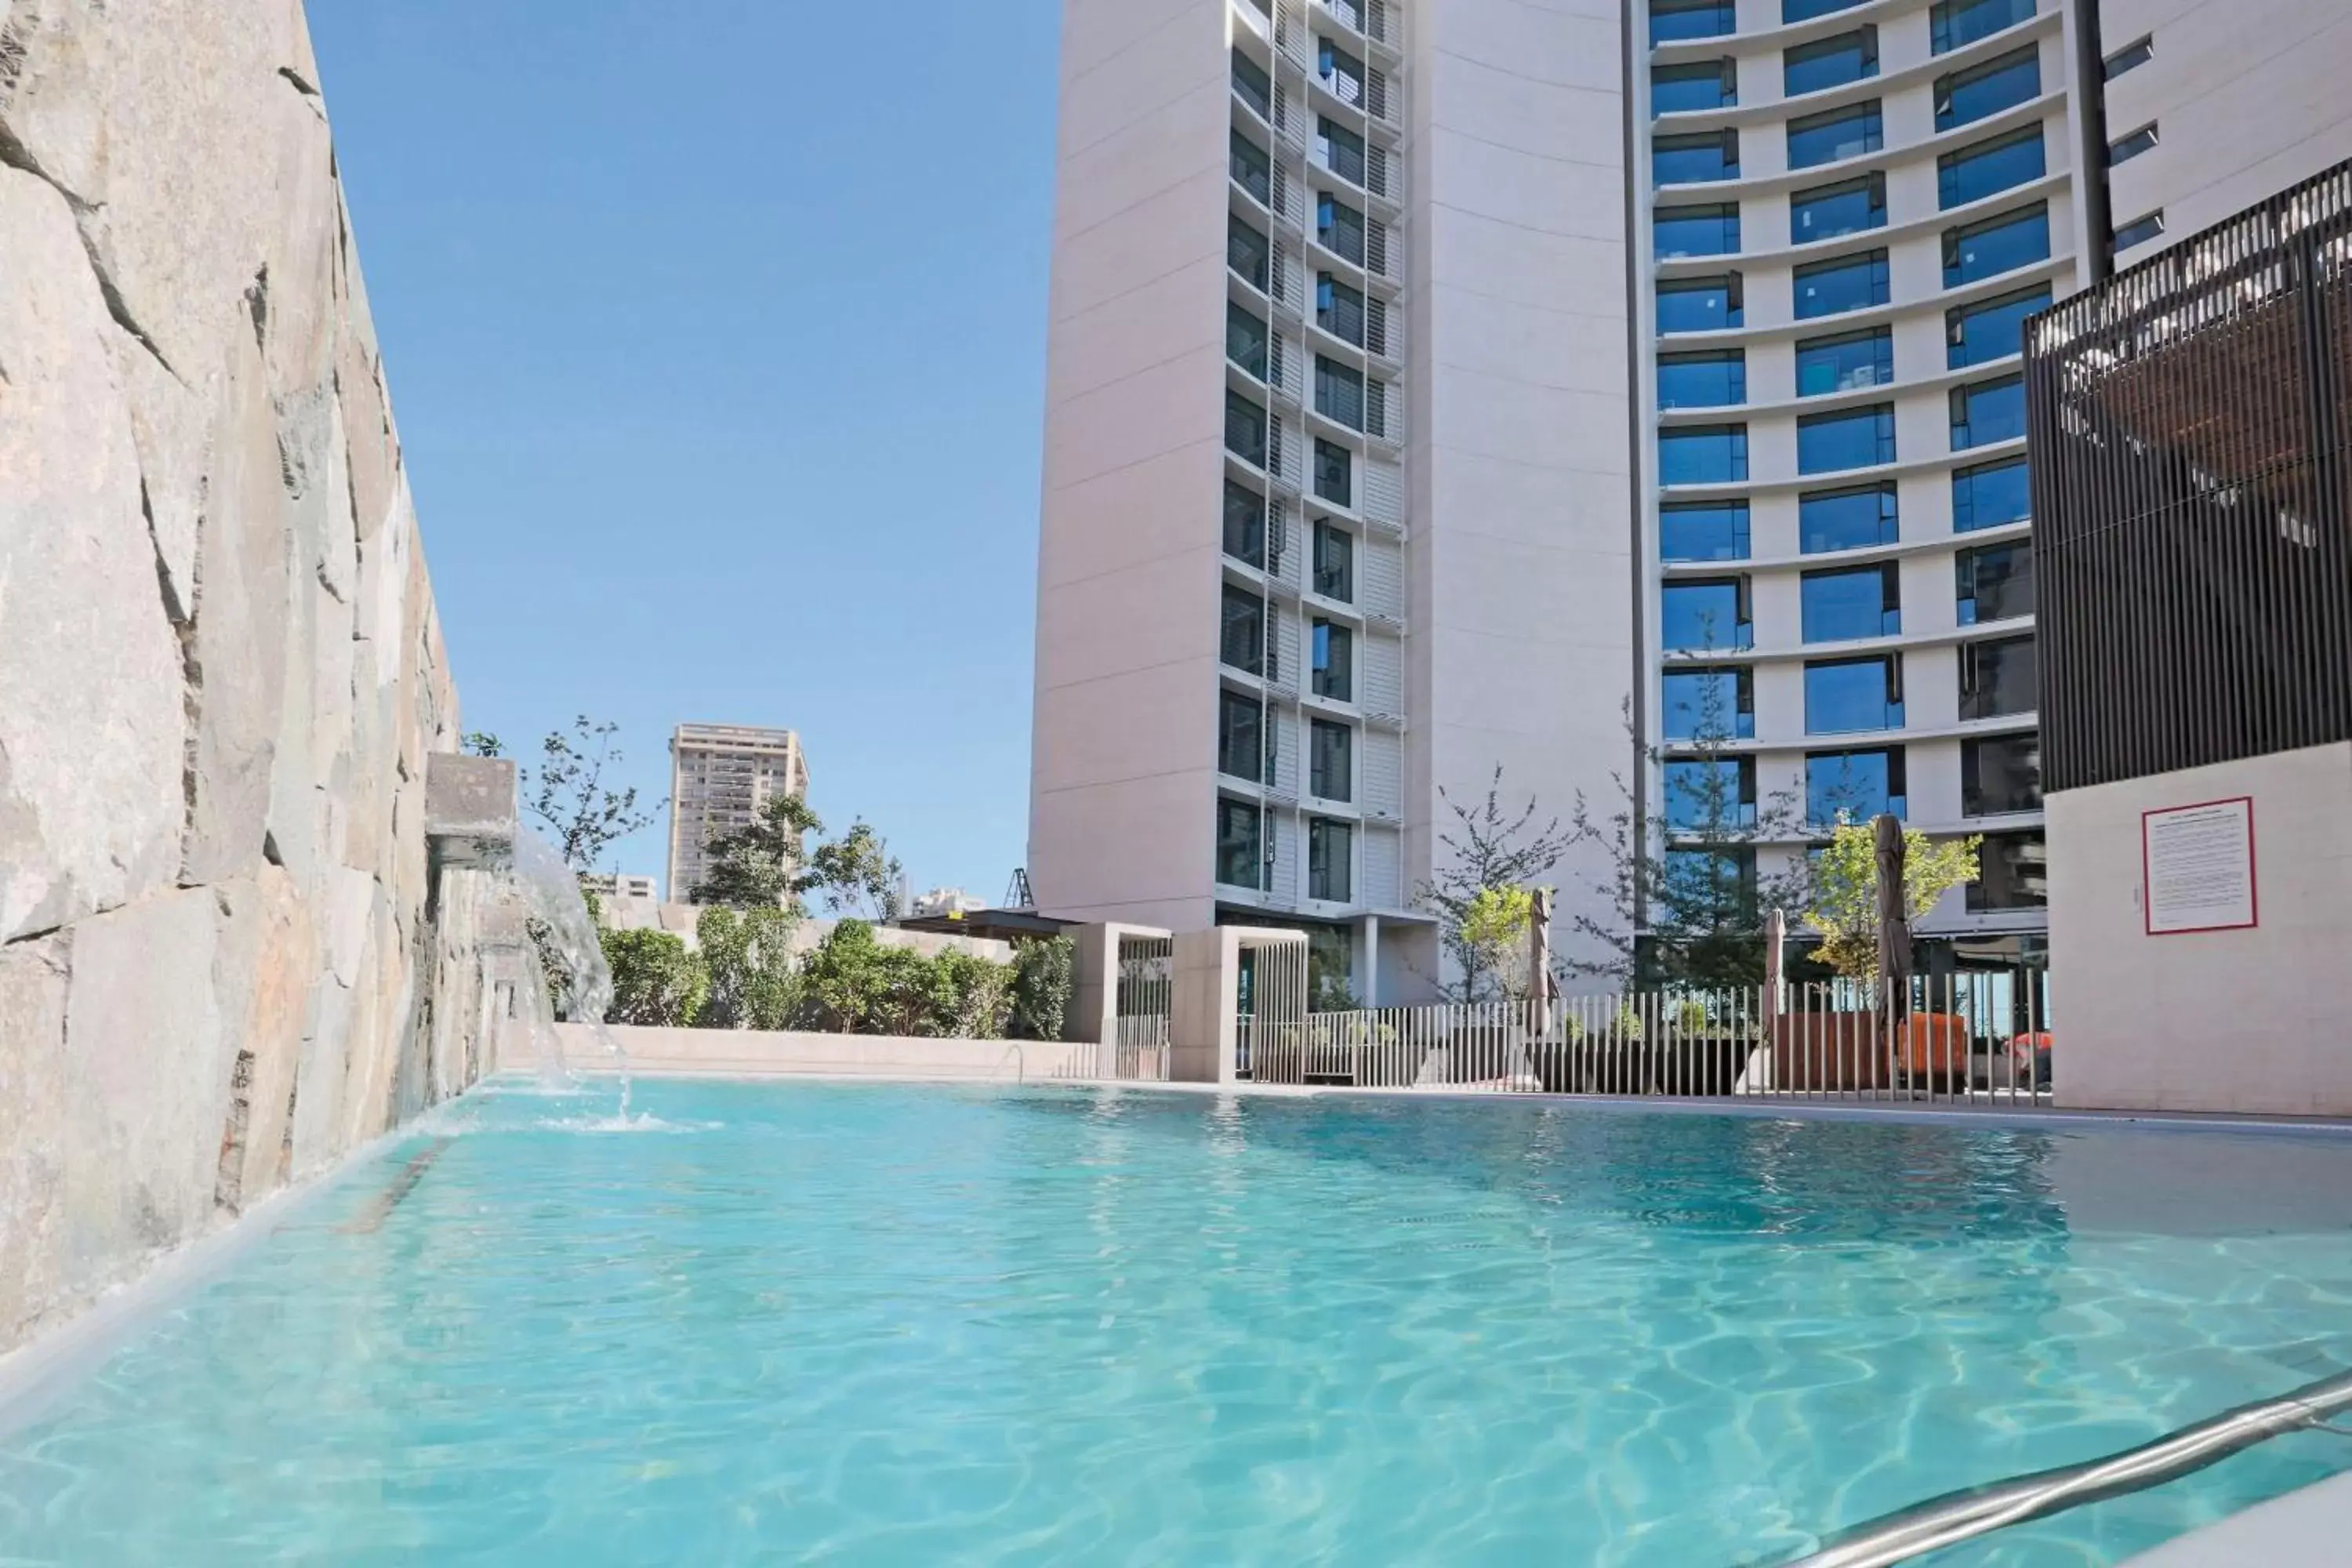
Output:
[1029,0,2352,997]
[666,724,809,903]
[1029,0,1635,1001]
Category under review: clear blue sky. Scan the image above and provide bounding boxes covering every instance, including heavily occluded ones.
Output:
[309,1,1061,902]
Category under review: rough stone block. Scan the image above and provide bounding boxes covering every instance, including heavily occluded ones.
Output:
[424,754,518,869]
[55,887,229,1309]
[0,169,187,942]
[0,935,73,1345]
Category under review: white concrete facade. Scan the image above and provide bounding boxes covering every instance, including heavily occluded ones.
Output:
[2095,0,2352,261]
[1639,0,2089,947]
[2046,744,2352,1116]
[1031,0,1642,1000]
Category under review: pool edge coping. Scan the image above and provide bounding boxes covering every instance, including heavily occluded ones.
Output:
[565,1066,2352,1138]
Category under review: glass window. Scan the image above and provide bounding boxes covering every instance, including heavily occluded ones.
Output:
[1784,0,1868,20]
[1791,173,1886,245]
[1229,213,1271,291]
[1807,748,1907,826]
[1658,274,1744,333]
[2109,122,2158,167]
[1931,0,2034,54]
[1795,327,1893,395]
[1806,655,1904,735]
[1224,480,1267,568]
[1657,350,1748,408]
[1309,718,1352,801]
[1963,732,2042,815]
[1312,619,1353,700]
[1656,204,1742,260]
[1659,424,1749,485]
[1953,456,2031,531]
[1662,578,1751,652]
[1951,374,2026,449]
[2113,210,2166,252]
[1215,797,1264,888]
[1794,249,1889,318]
[1312,438,1352,506]
[1798,404,1895,474]
[1651,0,1735,45]
[1312,521,1354,601]
[1308,818,1353,902]
[1653,59,1737,114]
[1961,634,2036,719]
[1661,501,1751,562]
[1665,848,1757,922]
[1944,204,2049,286]
[1318,38,1365,104]
[1957,539,2034,624]
[1221,584,1265,674]
[1317,193,1367,266]
[1225,390,1268,466]
[1315,355,1365,430]
[1665,758,1757,830]
[1231,129,1271,205]
[1947,284,2049,368]
[1663,667,1754,740]
[1228,303,1269,379]
[1788,102,1882,171]
[1969,829,2047,910]
[1219,690,1266,782]
[2103,35,2153,80]
[1656,130,1740,186]
[1318,274,1366,347]
[1318,118,1367,185]
[1800,484,1899,553]
[1940,126,2045,209]
[1785,28,1878,97]
[1802,563,1900,641]
[1231,49,1272,120]
[1936,45,2040,131]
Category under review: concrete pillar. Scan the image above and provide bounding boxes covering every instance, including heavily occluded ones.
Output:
[1363,916,1381,1008]
[1070,924,1117,1046]
[1171,927,1240,1085]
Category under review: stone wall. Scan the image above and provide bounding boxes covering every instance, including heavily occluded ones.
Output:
[0,0,485,1350]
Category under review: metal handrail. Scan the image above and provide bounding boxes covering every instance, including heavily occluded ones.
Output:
[1762,1367,2352,1567]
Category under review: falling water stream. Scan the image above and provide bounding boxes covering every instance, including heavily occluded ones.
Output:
[509,830,633,1116]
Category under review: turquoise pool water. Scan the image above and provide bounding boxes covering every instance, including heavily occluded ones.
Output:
[5,1080,2352,1566]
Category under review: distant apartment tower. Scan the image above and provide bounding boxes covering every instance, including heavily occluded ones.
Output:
[582,872,659,902]
[1029,0,1637,1000]
[666,724,809,902]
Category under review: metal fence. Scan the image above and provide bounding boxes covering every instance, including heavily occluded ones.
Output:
[1109,934,1173,1081]
[1127,971,2054,1107]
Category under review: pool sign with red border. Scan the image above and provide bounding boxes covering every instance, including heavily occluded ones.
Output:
[2141,796,2258,936]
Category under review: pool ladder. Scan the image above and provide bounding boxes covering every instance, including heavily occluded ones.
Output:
[1762,1366,2352,1567]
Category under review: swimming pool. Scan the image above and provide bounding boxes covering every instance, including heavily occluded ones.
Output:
[3,1079,2350,1565]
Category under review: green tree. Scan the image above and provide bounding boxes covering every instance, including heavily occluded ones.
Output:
[694,792,823,908]
[600,927,709,1026]
[525,716,656,874]
[1008,937,1075,1041]
[461,731,504,759]
[806,819,905,920]
[1418,767,1575,1002]
[1460,884,1536,1000]
[1805,820,1982,982]
[795,920,932,1034]
[695,904,801,1029]
[931,949,1014,1039]
[1565,684,1808,991]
